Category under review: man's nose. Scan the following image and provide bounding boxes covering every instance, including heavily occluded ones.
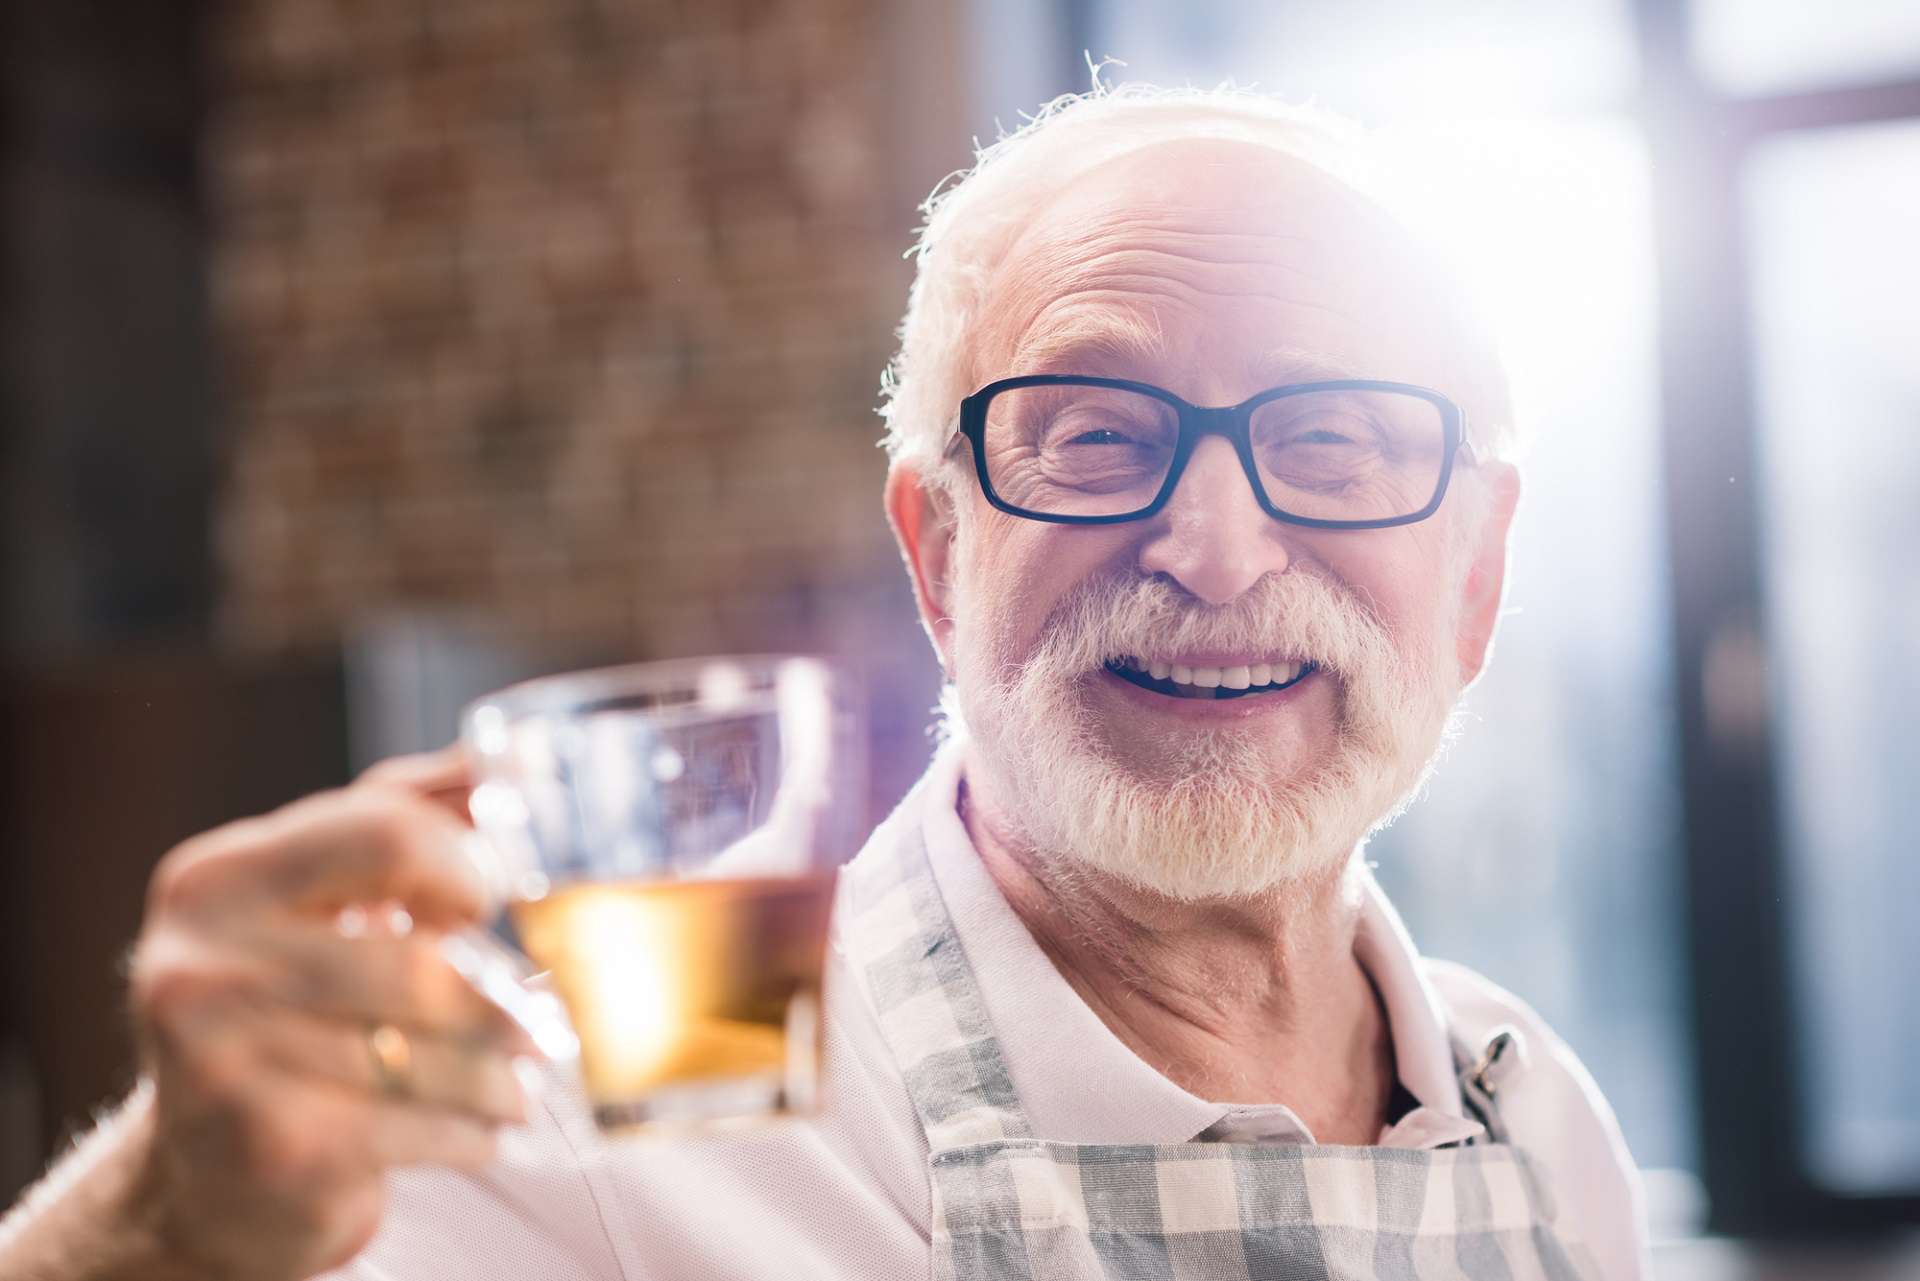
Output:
[1136,436,1294,605]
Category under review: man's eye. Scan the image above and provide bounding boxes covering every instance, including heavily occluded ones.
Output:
[1066,428,1136,446]
[1293,427,1360,447]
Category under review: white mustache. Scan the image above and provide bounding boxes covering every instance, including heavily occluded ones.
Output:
[1014,571,1400,689]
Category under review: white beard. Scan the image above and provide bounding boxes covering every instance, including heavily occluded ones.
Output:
[948,568,1467,902]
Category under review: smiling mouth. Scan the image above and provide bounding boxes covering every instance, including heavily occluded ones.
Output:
[1102,656,1320,701]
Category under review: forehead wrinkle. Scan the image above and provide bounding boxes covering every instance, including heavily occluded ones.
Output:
[989,208,1324,328]
[1003,293,1390,391]
[1003,167,1410,289]
[1056,215,1328,270]
[1014,157,1390,251]
[1010,216,1332,295]
[991,231,1392,351]
[1005,302,1175,377]
[993,269,1363,379]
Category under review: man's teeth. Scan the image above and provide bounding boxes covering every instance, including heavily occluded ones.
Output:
[1118,656,1308,690]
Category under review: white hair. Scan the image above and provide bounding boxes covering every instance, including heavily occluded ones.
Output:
[876,82,1516,482]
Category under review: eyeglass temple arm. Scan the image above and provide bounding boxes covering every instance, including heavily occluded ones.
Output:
[940,415,968,461]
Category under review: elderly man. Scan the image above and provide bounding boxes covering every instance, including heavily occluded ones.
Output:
[2,88,1646,1279]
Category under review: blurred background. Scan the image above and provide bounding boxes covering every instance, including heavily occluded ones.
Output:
[1,0,1916,1274]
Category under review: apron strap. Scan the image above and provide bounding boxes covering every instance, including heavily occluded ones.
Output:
[844,820,1034,1148]
[1451,1025,1524,1145]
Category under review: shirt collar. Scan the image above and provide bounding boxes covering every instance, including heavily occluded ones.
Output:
[913,734,1484,1150]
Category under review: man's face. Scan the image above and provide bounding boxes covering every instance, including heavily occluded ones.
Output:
[893,139,1518,900]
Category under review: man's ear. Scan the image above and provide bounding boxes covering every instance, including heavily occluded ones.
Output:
[885,462,961,676]
[1456,461,1522,690]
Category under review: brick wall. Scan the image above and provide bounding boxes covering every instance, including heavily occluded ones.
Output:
[202,0,968,802]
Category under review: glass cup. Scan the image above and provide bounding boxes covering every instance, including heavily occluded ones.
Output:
[458,655,859,1134]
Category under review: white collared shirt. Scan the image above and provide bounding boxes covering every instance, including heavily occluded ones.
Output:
[330,739,1650,1281]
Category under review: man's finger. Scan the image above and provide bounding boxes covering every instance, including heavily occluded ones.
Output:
[245,1004,528,1126]
[358,747,475,819]
[169,1067,502,1189]
[154,789,490,926]
[221,924,538,1053]
[357,745,467,790]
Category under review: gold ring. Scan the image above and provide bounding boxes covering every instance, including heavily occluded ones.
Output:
[366,1023,413,1097]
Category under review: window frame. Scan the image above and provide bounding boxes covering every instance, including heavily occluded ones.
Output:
[1633,0,1920,1236]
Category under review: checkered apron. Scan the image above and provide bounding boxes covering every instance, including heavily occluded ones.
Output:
[844,827,1601,1281]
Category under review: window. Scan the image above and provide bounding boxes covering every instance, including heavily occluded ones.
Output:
[1689,0,1920,96]
[1745,119,1920,1196]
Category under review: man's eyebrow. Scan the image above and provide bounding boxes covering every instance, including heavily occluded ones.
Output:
[1004,320,1374,391]
[1005,313,1174,377]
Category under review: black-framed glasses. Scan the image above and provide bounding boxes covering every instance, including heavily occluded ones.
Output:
[947,374,1476,529]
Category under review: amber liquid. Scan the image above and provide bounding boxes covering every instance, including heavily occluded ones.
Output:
[511,874,835,1132]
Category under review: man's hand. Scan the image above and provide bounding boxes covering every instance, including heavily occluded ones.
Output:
[0,748,537,1281]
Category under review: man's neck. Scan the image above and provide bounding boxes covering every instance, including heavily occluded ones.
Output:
[956,756,1397,1147]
